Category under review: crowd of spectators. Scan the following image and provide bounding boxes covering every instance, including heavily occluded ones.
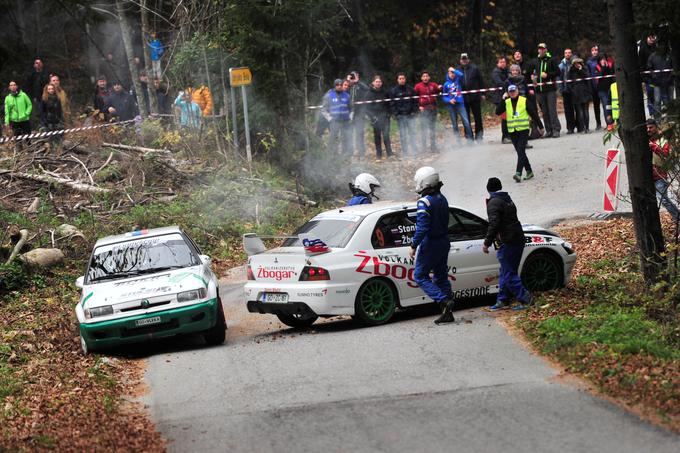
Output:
[320,36,676,160]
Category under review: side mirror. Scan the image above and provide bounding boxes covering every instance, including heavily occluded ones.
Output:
[200,254,211,265]
[75,276,85,288]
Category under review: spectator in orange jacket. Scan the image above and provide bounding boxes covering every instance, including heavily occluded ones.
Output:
[187,85,213,116]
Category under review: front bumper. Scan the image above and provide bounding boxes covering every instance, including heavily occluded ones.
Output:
[563,252,578,285]
[79,298,220,350]
[247,300,317,318]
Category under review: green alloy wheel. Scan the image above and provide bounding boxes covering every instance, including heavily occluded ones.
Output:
[354,279,397,325]
[521,252,562,292]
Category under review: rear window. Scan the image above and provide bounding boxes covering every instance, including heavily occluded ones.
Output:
[282,215,362,248]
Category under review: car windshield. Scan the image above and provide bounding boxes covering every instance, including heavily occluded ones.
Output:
[282,215,362,248]
[87,233,199,283]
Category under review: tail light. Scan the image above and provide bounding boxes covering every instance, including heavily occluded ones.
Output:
[247,265,255,280]
[299,266,330,281]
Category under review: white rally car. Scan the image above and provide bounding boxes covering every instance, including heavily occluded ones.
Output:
[75,226,226,354]
[244,201,577,327]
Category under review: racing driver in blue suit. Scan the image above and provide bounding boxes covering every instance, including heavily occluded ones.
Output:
[408,166,456,324]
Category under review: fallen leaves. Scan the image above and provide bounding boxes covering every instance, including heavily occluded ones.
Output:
[0,266,165,452]
[516,215,680,432]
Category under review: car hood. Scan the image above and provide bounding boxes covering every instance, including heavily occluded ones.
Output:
[81,265,209,308]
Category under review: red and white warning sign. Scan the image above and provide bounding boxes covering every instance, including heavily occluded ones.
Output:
[603,148,621,212]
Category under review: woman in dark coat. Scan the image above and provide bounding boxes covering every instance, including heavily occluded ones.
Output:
[41,83,64,144]
[568,58,592,133]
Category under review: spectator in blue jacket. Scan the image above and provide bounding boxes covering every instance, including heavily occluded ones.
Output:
[149,32,164,77]
[442,67,473,142]
[322,79,352,154]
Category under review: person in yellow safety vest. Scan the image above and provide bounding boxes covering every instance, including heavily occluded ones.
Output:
[186,85,213,117]
[496,84,545,182]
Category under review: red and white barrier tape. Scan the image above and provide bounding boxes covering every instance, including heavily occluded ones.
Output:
[0,119,137,144]
[307,68,674,110]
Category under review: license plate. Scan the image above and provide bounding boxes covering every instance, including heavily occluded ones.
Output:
[259,292,289,303]
[136,316,161,327]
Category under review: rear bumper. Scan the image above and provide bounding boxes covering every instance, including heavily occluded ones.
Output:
[247,300,317,318]
[79,298,220,350]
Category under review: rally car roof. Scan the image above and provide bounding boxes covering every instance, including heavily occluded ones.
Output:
[94,226,184,247]
[317,201,415,219]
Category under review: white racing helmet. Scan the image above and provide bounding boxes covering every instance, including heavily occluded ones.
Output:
[354,173,381,195]
[414,166,441,193]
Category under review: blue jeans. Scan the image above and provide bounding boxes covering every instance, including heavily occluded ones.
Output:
[652,85,671,118]
[645,83,655,117]
[414,237,452,303]
[396,115,416,155]
[496,244,530,304]
[446,102,473,140]
[599,91,612,124]
[655,179,679,221]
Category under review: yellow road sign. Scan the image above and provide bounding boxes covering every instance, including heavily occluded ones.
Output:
[229,67,252,87]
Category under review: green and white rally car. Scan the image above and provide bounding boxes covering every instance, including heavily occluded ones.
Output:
[75,226,226,354]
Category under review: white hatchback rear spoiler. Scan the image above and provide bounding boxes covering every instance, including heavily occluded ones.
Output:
[243,233,297,256]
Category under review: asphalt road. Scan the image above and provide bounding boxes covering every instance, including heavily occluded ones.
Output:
[437,114,632,227]
[142,283,678,452]
[141,117,677,452]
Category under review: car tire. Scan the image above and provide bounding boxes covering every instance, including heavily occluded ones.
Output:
[203,298,227,345]
[521,251,563,291]
[276,312,318,329]
[353,278,397,326]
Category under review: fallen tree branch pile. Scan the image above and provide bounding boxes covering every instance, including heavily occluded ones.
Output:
[0,139,193,219]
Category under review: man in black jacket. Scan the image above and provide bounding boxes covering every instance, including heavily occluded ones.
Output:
[389,73,418,156]
[530,43,561,138]
[490,56,510,143]
[459,53,485,141]
[482,177,531,311]
[105,81,137,121]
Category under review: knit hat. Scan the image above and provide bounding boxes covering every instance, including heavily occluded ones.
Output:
[486,177,502,192]
[334,78,343,86]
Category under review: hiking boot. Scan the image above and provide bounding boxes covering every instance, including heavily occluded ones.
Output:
[552,131,560,138]
[434,298,455,324]
[502,137,512,144]
[513,173,522,183]
[526,144,533,149]
[524,171,534,180]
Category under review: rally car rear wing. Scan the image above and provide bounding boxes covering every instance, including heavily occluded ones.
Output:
[243,233,332,257]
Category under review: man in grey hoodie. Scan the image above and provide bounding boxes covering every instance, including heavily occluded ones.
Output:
[558,48,577,134]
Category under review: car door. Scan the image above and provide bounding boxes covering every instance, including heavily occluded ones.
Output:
[369,209,424,302]
[447,208,500,297]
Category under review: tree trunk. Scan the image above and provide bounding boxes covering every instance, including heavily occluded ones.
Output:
[140,0,159,115]
[116,0,148,118]
[607,0,666,283]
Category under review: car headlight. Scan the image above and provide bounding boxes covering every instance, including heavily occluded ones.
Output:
[84,305,113,319]
[177,288,207,303]
[562,242,575,254]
